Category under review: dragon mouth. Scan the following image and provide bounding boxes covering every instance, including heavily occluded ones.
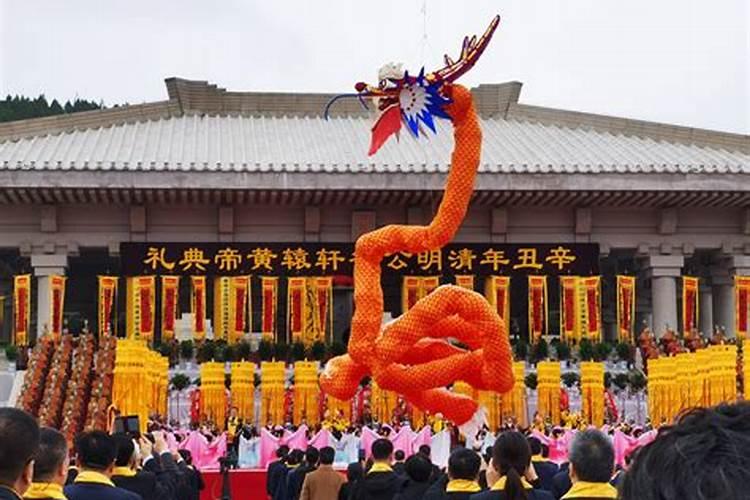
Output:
[377,95,398,111]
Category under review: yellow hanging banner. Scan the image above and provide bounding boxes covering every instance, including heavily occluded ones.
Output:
[191,276,207,341]
[528,276,548,343]
[485,276,511,337]
[161,276,180,342]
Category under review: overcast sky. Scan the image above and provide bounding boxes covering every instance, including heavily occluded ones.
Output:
[1,0,747,133]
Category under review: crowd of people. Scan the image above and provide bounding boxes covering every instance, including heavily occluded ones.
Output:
[263,402,750,500]
[0,408,204,500]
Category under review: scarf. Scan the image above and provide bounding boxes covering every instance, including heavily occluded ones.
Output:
[446,479,481,493]
[531,455,546,463]
[73,471,114,487]
[490,475,534,491]
[111,467,136,478]
[23,483,66,499]
[367,463,393,474]
[561,481,618,499]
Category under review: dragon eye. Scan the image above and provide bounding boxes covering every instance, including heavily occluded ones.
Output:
[379,79,388,90]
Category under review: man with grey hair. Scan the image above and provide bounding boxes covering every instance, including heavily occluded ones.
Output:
[561,430,617,499]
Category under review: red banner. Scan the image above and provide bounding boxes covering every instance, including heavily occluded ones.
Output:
[617,275,636,343]
[560,276,579,343]
[682,276,699,334]
[455,275,475,290]
[126,276,155,341]
[191,276,206,341]
[288,277,306,342]
[98,276,118,336]
[13,275,31,346]
[735,276,750,338]
[485,276,510,336]
[528,276,548,342]
[313,277,333,343]
[49,275,66,339]
[580,276,601,341]
[402,277,421,312]
[261,277,278,339]
[229,276,249,344]
[161,276,180,341]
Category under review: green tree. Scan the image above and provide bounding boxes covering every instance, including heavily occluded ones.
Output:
[179,340,194,361]
[524,372,538,391]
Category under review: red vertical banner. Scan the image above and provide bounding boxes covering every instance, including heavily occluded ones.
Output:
[528,276,548,343]
[313,277,333,343]
[402,277,421,312]
[288,277,307,343]
[191,276,206,341]
[617,275,636,343]
[98,276,118,337]
[485,276,510,336]
[455,275,475,290]
[229,276,249,344]
[736,276,750,338]
[420,277,440,298]
[261,277,278,340]
[682,276,699,335]
[161,276,180,342]
[127,276,155,341]
[49,275,66,339]
[13,274,31,346]
[581,276,601,341]
[559,276,579,343]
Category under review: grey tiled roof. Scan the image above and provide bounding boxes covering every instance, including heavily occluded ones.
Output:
[0,113,747,174]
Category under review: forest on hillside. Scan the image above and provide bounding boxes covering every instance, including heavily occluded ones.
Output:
[0,95,107,122]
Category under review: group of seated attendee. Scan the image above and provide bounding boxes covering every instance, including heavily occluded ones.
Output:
[265,402,749,500]
[0,407,203,500]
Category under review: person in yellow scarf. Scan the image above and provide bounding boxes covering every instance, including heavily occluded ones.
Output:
[423,447,483,499]
[0,408,39,500]
[561,430,617,500]
[24,427,68,500]
[63,431,141,500]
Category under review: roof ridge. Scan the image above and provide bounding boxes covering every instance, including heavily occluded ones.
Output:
[0,100,182,142]
[507,103,749,154]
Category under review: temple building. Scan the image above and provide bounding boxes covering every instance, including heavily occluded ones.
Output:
[0,77,747,344]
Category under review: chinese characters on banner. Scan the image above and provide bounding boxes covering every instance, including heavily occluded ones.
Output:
[125,276,155,341]
[123,243,598,278]
[49,275,66,339]
[98,276,118,337]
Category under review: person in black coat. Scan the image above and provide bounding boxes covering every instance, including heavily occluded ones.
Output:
[267,445,290,498]
[550,468,572,500]
[111,433,178,500]
[353,439,404,500]
[286,447,319,500]
[64,431,142,500]
[528,438,559,492]
[424,447,483,500]
[338,461,363,500]
[176,450,203,500]
[418,445,443,484]
[393,454,433,500]
[0,408,39,500]
[392,450,406,476]
[469,431,553,500]
[273,449,303,500]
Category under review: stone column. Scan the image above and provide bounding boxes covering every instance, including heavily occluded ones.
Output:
[699,283,714,335]
[713,255,750,337]
[645,255,684,337]
[31,254,68,338]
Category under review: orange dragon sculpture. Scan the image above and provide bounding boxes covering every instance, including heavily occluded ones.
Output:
[321,15,514,434]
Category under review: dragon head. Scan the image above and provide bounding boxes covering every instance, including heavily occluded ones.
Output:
[325,15,500,156]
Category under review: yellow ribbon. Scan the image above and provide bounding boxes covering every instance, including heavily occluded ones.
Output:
[446,479,481,493]
[73,470,115,487]
[112,467,137,478]
[367,463,393,474]
[561,481,618,499]
[24,482,66,499]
